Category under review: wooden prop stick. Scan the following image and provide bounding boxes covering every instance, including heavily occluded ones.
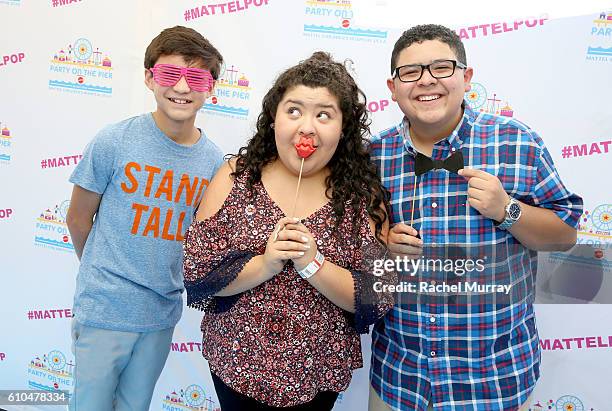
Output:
[273,136,315,242]
[290,157,305,219]
[410,174,417,227]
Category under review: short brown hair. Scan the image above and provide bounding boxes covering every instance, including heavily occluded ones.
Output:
[144,26,223,79]
[391,24,466,75]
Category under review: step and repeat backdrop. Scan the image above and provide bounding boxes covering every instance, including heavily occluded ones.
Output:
[1,1,611,410]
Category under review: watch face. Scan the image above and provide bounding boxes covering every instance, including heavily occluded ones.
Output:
[508,202,521,220]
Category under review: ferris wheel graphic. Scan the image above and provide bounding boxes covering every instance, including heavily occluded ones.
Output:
[47,350,66,371]
[73,38,93,62]
[218,61,227,79]
[184,384,205,407]
[591,204,612,231]
[556,395,584,411]
[465,82,487,109]
[58,200,70,220]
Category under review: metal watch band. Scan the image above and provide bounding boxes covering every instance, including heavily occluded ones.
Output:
[496,198,520,230]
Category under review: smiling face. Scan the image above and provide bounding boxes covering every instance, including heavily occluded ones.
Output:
[387,40,473,138]
[145,54,214,130]
[274,85,343,177]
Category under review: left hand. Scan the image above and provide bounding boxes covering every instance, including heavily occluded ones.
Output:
[459,168,510,222]
[283,221,317,272]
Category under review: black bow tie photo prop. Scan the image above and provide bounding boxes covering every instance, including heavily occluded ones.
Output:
[414,150,464,176]
[409,150,465,235]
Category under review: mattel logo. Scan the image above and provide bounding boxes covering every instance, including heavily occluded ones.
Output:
[184,0,270,21]
[561,140,611,158]
[51,0,82,7]
[540,335,612,350]
[171,341,202,353]
[0,53,25,68]
[40,155,82,169]
[27,309,73,320]
[456,16,547,40]
[0,208,13,220]
[367,99,389,113]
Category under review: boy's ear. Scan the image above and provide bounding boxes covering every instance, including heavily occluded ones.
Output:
[463,67,474,93]
[204,80,216,99]
[387,77,398,102]
[144,68,154,91]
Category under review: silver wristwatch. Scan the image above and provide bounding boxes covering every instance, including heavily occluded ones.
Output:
[495,197,522,230]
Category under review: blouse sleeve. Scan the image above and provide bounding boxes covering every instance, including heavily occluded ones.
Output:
[183,212,257,312]
[350,209,396,334]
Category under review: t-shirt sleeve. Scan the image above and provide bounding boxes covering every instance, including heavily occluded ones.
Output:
[213,149,225,175]
[529,137,584,228]
[69,127,118,194]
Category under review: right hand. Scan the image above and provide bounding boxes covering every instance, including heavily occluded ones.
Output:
[262,217,311,278]
[387,223,423,259]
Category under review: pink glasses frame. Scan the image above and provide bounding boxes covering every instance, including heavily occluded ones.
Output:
[149,63,214,92]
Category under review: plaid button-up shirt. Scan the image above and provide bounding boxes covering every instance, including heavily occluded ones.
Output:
[369,104,583,411]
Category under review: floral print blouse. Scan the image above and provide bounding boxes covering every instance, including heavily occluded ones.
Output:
[184,170,394,407]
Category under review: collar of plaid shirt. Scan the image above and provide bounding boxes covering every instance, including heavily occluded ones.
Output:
[398,102,475,157]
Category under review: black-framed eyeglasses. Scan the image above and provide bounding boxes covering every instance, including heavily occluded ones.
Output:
[394,59,467,83]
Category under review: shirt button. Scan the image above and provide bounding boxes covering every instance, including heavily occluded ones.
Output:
[430,280,436,286]
[429,316,436,323]
[430,350,436,357]
[451,147,456,152]
[431,202,438,208]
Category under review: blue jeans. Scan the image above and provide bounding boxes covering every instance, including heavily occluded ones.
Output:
[69,319,174,411]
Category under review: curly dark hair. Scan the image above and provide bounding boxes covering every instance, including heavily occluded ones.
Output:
[230,51,389,240]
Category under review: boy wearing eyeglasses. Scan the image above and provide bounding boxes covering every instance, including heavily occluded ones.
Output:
[66,26,224,410]
[368,24,582,411]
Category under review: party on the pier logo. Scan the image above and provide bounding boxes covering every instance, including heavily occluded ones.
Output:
[201,62,252,120]
[27,350,74,397]
[543,204,611,291]
[161,384,219,411]
[464,82,515,117]
[0,121,13,165]
[34,200,74,252]
[48,38,113,96]
[528,394,593,411]
[586,11,612,62]
[578,204,612,240]
[303,0,387,43]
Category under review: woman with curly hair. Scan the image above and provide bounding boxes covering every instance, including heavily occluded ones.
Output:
[183,52,395,410]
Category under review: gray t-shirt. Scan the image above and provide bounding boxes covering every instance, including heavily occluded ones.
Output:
[69,113,224,332]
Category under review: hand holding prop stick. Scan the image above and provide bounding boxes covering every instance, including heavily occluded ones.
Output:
[273,136,317,241]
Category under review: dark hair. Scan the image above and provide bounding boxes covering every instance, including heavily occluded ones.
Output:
[231,52,389,240]
[144,26,223,79]
[390,24,467,75]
